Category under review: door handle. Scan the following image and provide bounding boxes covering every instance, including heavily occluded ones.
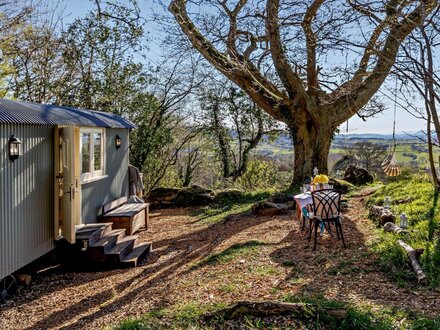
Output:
[64,184,75,201]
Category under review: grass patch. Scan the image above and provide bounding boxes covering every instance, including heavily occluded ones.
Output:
[191,240,266,269]
[367,173,440,286]
[194,191,271,224]
[248,264,280,276]
[219,283,238,293]
[282,294,440,330]
[115,297,440,330]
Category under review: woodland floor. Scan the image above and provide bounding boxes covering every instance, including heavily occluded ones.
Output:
[1,189,440,329]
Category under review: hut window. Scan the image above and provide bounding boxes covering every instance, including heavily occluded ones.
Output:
[80,128,105,182]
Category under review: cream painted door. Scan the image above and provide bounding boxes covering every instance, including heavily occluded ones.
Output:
[57,127,81,243]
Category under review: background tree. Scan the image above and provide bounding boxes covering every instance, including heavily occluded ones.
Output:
[396,4,440,191]
[176,136,209,187]
[0,0,203,194]
[128,54,205,193]
[200,78,282,182]
[169,0,437,186]
[343,141,388,173]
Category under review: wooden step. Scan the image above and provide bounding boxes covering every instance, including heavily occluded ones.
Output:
[88,229,126,254]
[120,242,153,267]
[106,235,139,262]
[76,223,113,244]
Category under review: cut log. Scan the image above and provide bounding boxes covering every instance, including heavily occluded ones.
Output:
[395,197,414,205]
[383,222,408,235]
[369,206,395,226]
[204,301,347,321]
[205,301,317,321]
[397,240,427,284]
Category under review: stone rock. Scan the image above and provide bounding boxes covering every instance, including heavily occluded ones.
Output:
[269,193,292,203]
[343,165,374,185]
[148,187,181,202]
[173,185,216,206]
[252,201,294,216]
[215,189,244,201]
[328,178,354,193]
[332,155,356,173]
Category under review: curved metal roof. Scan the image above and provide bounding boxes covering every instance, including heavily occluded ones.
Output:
[0,98,136,129]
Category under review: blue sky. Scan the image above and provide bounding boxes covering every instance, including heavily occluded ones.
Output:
[61,0,427,134]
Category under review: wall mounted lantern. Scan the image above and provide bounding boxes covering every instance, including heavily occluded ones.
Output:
[115,134,122,149]
[9,135,22,162]
[400,213,408,229]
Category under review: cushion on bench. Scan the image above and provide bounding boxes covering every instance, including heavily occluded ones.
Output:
[103,203,148,217]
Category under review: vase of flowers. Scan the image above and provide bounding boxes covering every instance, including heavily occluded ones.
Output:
[313,174,329,190]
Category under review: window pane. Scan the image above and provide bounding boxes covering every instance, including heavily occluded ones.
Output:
[81,133,91,174]
[94,132,102,171]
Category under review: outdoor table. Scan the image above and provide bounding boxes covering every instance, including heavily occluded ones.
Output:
[293,192,312,223]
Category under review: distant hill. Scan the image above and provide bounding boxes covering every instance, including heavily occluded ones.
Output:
[335,131,424,140]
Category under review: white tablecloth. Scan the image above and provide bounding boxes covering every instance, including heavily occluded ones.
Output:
[293,193,312,210]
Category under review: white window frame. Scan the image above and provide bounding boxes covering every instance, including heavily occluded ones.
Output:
[80,128,106,183]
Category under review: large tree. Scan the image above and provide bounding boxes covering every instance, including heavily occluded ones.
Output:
[169,0,438,185]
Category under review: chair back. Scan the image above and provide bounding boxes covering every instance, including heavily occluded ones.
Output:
[311,189,341,220]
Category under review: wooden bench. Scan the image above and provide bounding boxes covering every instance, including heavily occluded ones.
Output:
[101,197,149,235]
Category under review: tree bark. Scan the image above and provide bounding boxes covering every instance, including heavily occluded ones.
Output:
[292,115,334,186]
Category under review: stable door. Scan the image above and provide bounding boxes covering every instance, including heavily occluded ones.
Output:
[55,126,81,243]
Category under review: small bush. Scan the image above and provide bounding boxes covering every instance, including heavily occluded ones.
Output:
[237,158,291,191]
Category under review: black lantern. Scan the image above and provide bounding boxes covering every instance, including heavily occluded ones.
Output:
[9,135,22,162]
[115,134,121,149]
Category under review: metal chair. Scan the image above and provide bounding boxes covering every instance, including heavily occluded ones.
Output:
[309,189,346,250]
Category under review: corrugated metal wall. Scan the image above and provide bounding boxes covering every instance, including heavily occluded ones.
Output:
[0,124,55,279]
[81,128,129,223]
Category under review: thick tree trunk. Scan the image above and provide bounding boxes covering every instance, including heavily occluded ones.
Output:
[291,118,334,187]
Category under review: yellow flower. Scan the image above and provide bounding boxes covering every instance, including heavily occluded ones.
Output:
[313,174,329,184]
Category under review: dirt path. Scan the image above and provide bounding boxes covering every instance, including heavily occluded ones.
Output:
[1,192,439,329]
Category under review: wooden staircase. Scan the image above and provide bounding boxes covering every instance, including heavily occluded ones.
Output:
[72,223,152,268]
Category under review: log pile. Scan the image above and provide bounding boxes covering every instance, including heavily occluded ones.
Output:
[369,206,395,226]
[370,205,427,284]
[383,222,407,235]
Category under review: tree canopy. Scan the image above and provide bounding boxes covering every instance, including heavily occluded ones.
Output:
[169,0,438,184]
